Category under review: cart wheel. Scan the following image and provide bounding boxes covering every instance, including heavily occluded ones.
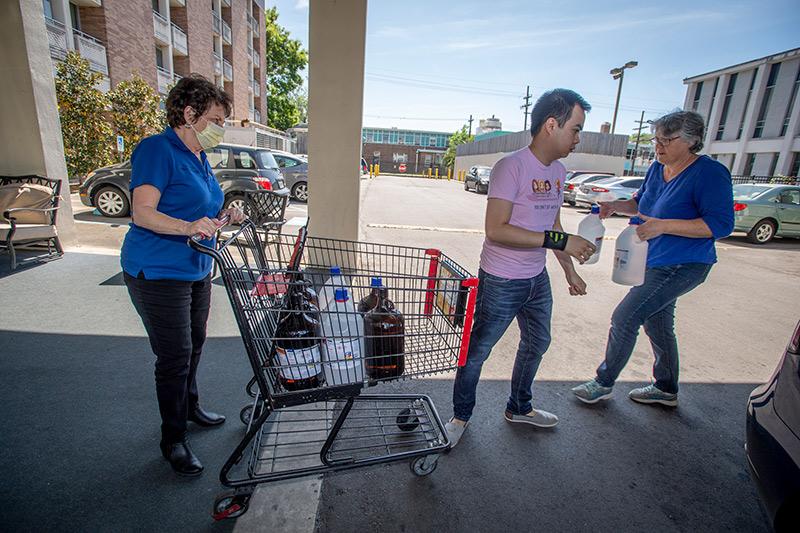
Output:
[245,378,258,398]
[240,403,263,426]
[410,455,438,476]
[212,492,250,521]
[396,408,420,431]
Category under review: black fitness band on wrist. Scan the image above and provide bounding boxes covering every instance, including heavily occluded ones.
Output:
[542,230,569,251]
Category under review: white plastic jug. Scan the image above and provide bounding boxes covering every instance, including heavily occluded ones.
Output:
[577,204,605,265]
[320,288,365,385]
[319,266,349,311]
[612,216,648,286]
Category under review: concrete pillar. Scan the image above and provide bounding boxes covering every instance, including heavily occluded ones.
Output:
[776,80,800,175]
[307,0,367,241]
[734,65,768,175]
[0,0,75,242]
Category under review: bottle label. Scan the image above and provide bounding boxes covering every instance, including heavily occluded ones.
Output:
[325,338,362,365]
[275,345,322,380]
[614,249,629,269]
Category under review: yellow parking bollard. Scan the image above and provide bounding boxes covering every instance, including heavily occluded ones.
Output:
[447,169,452,180]
[435,168,439,179]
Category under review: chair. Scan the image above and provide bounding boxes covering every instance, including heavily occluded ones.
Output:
[0,175,64,270]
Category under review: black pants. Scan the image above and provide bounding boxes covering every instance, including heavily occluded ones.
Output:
[124,272,212,444]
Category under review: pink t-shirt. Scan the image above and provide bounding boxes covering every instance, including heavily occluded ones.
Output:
[479,147,566,279]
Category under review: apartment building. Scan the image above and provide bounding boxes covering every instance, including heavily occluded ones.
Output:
[683,47,800,177]
[361,127,454,173]
[42,0,267,123]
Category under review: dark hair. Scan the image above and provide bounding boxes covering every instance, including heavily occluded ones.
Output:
[651,110,705,153]
[166,74,232,128]
[529,89,591,136]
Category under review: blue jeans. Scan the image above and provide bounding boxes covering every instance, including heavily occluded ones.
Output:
[452,268,553,421]
[596,263,712,394]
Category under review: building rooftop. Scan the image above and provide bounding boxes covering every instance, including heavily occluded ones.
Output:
[683,47,800,83]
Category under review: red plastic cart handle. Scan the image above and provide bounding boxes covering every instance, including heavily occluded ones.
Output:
[423,249,441,316]
[457,277,480,367]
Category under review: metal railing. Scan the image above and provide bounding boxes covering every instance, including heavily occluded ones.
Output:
[153,10,170,44]
[223,58,233,81]
[222,19,232,44]
[253,79,260,97]
[213,53,223,76]
[252,49,260,68]
[250,15,259,36]
[73,29,108,75]
[212,12,222,35]
[156,66,172,94]
[45,17,68,60]
[222,0,231,6]
[731,175,798,185]
[171,23,188,55]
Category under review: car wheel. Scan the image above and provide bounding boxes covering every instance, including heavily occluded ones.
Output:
[478,184,488,194]
[223,194,254,221]
[95,186,129,217]
[747,219,776,244]
[292,182,308,203]
[464,181,469,191]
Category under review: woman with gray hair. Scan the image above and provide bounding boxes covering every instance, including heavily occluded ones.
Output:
[572,110,734,406]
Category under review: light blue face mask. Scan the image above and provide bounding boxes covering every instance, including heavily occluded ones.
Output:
[189,109,225,150]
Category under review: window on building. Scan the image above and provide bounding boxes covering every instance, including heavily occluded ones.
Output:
[753,62,781,138]
[372,131,382,143]
[405,133,414,144]
[790,152,800,177]
[737,68,758,140]
[780,65,800,137]
[42,0,53,19]
[389,131,398,144]
[715,73,738,140]
[710,154,719,160]
[155,47,164,68]
[707,77,720,128]
[152,0,160,13]
[69,2,80,30]
[730,153,736,173]
[743,153,757,176]
[768,153,780,177]
[692,81,703,111]
[429,136,437,147]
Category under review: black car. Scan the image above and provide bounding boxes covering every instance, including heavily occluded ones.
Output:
[746,319,800,532]
[464,165,492,194]
[78,143,289,217]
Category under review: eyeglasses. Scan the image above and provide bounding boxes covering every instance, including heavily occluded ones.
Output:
[652,135,681,147]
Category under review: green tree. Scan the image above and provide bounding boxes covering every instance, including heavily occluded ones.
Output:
[629,132,653,144]
[108,74,166,161]
[443,126,475,169]
[55,51,114,178]
[265,6,308,131]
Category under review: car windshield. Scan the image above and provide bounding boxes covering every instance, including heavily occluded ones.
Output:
[571,173,608,184]
[256,151,280,170]
[476,168,491,178]
[593,177,623,185]
[733,184,770,200]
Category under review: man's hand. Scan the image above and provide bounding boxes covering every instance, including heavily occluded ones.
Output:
[563,234,596,264]
[565,270,587,296]
[636,214,666,241]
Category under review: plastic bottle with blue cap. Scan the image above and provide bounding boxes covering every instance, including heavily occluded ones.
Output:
[577,204,605,265]
[612,216,649,286]
[320,287,365,385]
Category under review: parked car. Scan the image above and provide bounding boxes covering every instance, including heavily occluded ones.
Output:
[746,319,800,532]
[564,170,614,182]
[464,165,493,194]
[574,176,644,207]
[268,150,309,202]
[732,184,800,244]
[564,173,616,206]
[79,143,289,218]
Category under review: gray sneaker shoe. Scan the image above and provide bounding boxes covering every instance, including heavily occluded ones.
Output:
[504,409,558,428]
[571,379,614,404]
[629,384,678,407]
[445,417,469,448]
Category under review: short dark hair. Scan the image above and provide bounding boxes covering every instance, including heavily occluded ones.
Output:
[166,74,232,128]
[529,89,591,136]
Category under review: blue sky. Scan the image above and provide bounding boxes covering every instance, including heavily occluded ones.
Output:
[273,0,799,137]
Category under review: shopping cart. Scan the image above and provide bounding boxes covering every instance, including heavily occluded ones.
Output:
[189,220,478,520]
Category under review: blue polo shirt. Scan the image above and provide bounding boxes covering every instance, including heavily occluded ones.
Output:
[120,128,224,281]
[635,155,734,268]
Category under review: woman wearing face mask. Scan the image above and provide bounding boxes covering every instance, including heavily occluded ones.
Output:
[121,75,245,476]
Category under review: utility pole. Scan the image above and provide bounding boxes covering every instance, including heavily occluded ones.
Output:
[468,114,474,136]
[521,85,532,131]
[629,110,647,176]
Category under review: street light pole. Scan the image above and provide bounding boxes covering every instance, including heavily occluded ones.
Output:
[610,60,638,135]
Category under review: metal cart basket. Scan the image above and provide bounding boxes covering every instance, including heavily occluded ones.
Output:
[190,220,478,520]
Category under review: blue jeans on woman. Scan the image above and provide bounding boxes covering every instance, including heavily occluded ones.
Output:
[452,268,553,422]
[596,262,712,394]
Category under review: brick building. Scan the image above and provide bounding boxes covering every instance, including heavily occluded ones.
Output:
[361,126,453,174]
[42,0,267,123]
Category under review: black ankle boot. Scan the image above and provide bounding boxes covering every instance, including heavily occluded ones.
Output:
[189,406,226,427]
[160,439,204,476]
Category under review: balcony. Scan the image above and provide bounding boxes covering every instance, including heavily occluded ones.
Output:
[252,49,260,68]
[221,0,231,6]
[45,17,68,61]
[173,73,183,83]
[171,23,188,55]
[252,79,260,97]
[213,53,223,76]
[254,110,261,123]
[156,66,172,94]
[73,29,109,75]
[72,0,101,6]
[95,76,110,93]
[223,59,233,81]
[169,0,186,6]
[153,11,170,45]
[212,13,221,35]
[250,16,259,37]
[222,19,232,45]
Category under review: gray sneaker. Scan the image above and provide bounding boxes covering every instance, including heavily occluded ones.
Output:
[629,384,678,407]
[571,379,614,404]
[445,417,469,448]
[504,409,558,428]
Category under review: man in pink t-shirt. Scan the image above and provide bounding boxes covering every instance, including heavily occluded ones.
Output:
[447,89,597,447]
